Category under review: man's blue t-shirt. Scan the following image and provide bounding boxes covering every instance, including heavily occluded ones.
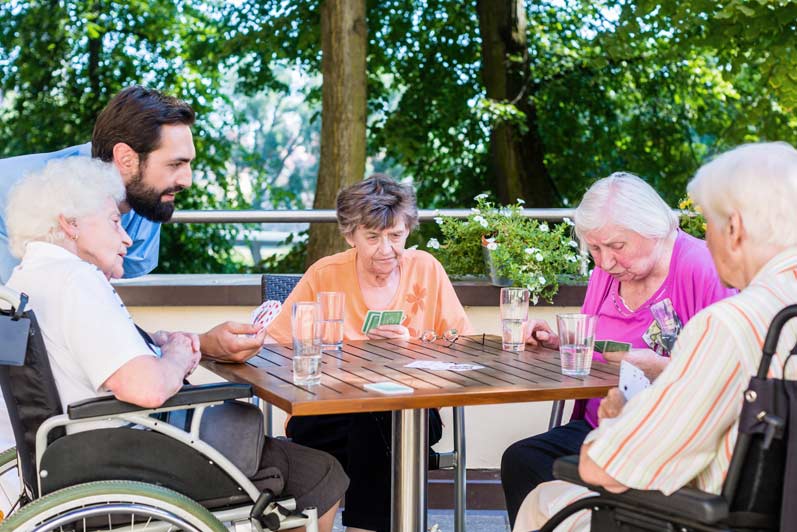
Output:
[0,144,161,282]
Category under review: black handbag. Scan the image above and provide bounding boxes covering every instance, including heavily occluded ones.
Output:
[724,304,797,531]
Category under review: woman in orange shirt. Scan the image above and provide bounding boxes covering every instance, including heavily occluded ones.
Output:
[266,174,472,532]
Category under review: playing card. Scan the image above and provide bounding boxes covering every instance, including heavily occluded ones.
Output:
[363,381,414,394]
[594,339,632,353]
[619,360,651,401]
[362,310,382,333]
[379,310,405,326]
[251,300,282,329]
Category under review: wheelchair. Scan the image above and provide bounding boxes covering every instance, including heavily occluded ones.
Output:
[537,305,797,532]
[0,286,320,531]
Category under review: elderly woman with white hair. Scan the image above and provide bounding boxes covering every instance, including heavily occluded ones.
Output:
[501,172,734,529]
[513,141,797,532]
[3,157,348,532]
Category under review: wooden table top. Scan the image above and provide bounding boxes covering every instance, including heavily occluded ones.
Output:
[202,335,619,416]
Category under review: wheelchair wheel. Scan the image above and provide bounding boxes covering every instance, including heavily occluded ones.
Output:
[0,446,19,516]
[0,480,228,531]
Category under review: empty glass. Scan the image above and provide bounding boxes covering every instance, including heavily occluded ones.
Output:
[291,302,322,385]
[500,287,530,351]
[556,313,597,377]
[317,292,345,350]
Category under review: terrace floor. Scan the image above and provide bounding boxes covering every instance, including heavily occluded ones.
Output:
[332,509,512,531]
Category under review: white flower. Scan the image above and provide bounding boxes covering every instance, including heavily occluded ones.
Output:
[426,238,440,250]
[474,193,489,201]
[485,237,496,243]
[568,240,579,248]
[407,245,418,250]
[538,275,546,285]
[563,217,575,226]
[535,252,544,262]
[524,247,534,255]
[539,223,549,232]
[516,198,526,205]
[486,242,498,251]
[567,254,578,262]
[471,208,481,214]
[434,216,444,225]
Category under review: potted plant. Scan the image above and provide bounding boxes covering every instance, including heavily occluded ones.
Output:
[426,195,588,304]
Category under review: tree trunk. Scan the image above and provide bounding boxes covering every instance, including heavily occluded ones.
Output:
[476,0,558,207]
[305,0,367,268]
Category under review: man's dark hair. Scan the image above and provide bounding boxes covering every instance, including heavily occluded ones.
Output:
[91,86,195,162]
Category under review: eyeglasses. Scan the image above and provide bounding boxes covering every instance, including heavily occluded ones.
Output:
[420,328,459,347]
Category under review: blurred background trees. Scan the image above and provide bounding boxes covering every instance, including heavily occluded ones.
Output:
[1,0,796,273]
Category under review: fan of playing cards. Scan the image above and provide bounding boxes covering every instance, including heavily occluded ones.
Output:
[251,300,282,340]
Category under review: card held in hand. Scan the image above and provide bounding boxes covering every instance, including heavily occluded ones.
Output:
[361,310,406,333]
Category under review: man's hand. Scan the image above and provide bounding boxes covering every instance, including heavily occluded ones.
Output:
[199,321,266,363]
[598,387,626,423]
[524,319,559,349]
[367,324,411,340]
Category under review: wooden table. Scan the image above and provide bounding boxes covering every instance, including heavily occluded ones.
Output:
[203,335,618,532]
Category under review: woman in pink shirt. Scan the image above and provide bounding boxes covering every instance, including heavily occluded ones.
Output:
[500,172,735,528]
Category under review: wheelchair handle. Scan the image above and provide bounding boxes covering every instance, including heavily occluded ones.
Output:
[760,304,797,379]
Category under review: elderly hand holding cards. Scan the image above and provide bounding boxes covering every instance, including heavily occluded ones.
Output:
[362,309,410,340]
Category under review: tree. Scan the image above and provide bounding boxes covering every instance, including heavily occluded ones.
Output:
[306,0,367,267]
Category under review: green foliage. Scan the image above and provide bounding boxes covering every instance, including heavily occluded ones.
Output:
[677,196,707,240]
[427,195,587,303]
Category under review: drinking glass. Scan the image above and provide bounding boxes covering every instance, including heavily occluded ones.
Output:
[317,292,345,350]
[291,302,322,385]
[556,313,597,377]
[500,287,530,351]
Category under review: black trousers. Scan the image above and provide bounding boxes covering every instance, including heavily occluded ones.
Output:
[500,419,592,528]
[287,410,443,532]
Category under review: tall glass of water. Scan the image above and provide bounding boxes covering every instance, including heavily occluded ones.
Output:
[500,287,530,351]
[317,292,345,350]
[291,302,322,386]
[556,314,597,377]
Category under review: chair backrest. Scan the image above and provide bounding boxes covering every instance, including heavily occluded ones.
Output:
[261,274,302,303]
[0,307,64,498]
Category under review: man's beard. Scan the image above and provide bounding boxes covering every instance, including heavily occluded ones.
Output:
[125,171,184,223]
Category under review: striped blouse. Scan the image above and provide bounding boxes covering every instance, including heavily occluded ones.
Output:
[515,247,797,532]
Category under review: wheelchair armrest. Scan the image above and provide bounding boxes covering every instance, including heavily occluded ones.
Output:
[67,383,254,420]
[553,455,729,524]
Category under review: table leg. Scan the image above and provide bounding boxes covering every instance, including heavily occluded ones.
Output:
[548,399,565,430]
[391,408,429,532]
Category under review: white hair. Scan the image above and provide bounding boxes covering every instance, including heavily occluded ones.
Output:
[6,157,125,258]
[688,142,797,248]
[574,172,678,242]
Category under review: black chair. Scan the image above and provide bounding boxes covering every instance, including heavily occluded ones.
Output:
[0,286,317,531]
[538,305,797,532]
[260,273,469,532]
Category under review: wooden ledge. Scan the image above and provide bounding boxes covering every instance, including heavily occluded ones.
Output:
[113,274,587,307]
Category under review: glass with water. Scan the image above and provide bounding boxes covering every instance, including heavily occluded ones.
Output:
[500,287,530,351]
[556,313,597,377]
[317,292,345,350]
[291,302,322,386]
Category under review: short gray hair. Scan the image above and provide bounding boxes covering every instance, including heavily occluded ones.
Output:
[6,157,125,258]
[574,172,678,242]
[688,142,797,248]
[336,174,419,237]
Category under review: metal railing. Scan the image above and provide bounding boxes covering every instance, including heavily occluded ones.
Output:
[169,208,578,224]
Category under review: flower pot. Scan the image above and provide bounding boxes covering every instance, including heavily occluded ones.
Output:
[481,243,513,287]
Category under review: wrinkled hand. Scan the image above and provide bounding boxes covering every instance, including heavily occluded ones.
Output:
[200,321,266,363]
[524,319,559,349]
[598,388,626,423]
[152,330,200,353]
[624,348,668,380]
[161,333,201,378]
[367,324,411,340]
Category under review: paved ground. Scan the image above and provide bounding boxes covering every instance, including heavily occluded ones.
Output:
[332,509,512,532]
